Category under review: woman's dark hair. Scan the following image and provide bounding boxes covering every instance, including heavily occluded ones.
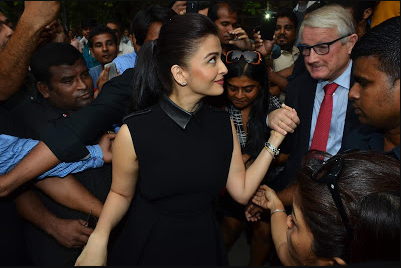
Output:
[294,150,400,264]
[127,13,218,113]
[351,192,400,264]
[224,56,270,162]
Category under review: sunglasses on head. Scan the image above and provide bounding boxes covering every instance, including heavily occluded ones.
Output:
[311,155,353,237]
[226,50,262,65]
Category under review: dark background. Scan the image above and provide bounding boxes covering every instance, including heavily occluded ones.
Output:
[0,1,300,37]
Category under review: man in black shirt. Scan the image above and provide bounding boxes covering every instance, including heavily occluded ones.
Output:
[12,42,113,265]
[0,5,175,197]
[345,16,400,160]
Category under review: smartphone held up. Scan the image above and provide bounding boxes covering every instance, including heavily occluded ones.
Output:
[104,62,118,80]
[259,12,276,40]
[186,1,199,13]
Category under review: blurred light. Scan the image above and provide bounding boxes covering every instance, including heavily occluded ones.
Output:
[265,13,271,20]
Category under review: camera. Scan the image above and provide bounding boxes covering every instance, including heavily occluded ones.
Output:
[186,1,199,13]
[259,12,277,40]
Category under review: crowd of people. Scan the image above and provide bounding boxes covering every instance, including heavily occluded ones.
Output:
[0,1,399,266]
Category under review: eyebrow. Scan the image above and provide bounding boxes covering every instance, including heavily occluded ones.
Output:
[94,40,112,45]
[228,83,256,88]
[60,75,75,81]
[354,74,371,84]
[204,52,219,60]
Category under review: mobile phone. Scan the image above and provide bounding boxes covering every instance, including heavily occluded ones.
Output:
[104,62,118,80]
[186,1,199,13]
[260,14,276,40]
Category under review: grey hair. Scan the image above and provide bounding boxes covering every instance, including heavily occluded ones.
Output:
[299,4,356,45]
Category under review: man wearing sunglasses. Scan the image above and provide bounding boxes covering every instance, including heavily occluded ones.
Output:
[264,4,361,207]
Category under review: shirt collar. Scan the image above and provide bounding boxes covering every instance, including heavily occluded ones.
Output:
[367,132,401,160]
[319,60,353,90]
[159,93,205,130]
[281,46,300,56]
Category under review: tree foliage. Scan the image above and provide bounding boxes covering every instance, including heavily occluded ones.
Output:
[1,1,297,33]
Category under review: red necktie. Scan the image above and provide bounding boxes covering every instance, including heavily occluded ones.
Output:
[310,83,339,152]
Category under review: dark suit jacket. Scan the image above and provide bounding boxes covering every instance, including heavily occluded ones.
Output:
[270,65,362,192]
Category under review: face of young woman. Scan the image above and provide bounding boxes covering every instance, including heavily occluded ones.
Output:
[286,199,317,265]
[185,35,228,97]
[226,75,261,110]
[286,194,339,266]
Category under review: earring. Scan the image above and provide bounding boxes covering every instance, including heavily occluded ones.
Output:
[182,81,187,86]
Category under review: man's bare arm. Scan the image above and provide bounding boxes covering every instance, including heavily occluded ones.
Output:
[269,65,295,93]
[35,175,103,217]
[15,189,94,249]
[0,1,60,100]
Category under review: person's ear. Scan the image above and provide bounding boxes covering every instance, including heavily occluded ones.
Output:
[347,33,358,55]
[131,33,140,53]
[129,33,135,46]
[36,82,50,99]
[333,257,347,266]
[171,65,189,87]
[89,47,95,58]
[362,8,373,21]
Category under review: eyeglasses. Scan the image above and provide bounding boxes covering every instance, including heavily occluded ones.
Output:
[311,155,353,237]
[298,35,351,56]
[226,50,262,65]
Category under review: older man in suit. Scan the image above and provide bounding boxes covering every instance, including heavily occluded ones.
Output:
[264,4,360,206]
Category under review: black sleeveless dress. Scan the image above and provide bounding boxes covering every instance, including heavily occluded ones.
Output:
[108,94,233,265]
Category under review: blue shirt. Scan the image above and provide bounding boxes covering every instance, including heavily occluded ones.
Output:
[89,65,103,89]
[309,60,353,156]
[113,51,136,74]
[83,44,100,69]
[0,134,104,179]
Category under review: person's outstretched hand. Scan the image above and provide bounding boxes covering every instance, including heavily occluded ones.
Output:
[268,104,300,136]
[228,27,253,50]
[22,1,60,29]
[171,1,187,15]
[98,133,116,163]
[75,232,107,266]
[245,202,264,222]
[251,185,281,211]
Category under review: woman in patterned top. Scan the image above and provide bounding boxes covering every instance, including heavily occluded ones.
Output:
[218,50,283,266]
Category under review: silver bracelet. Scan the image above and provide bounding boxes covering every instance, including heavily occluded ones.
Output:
[265,147,275,158]
[264,142,280,157]
[271,209,286,216]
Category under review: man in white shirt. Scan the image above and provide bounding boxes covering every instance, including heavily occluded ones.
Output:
[79,18,97,52]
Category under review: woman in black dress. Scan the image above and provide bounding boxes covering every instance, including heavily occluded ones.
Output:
[75,13,296,266]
